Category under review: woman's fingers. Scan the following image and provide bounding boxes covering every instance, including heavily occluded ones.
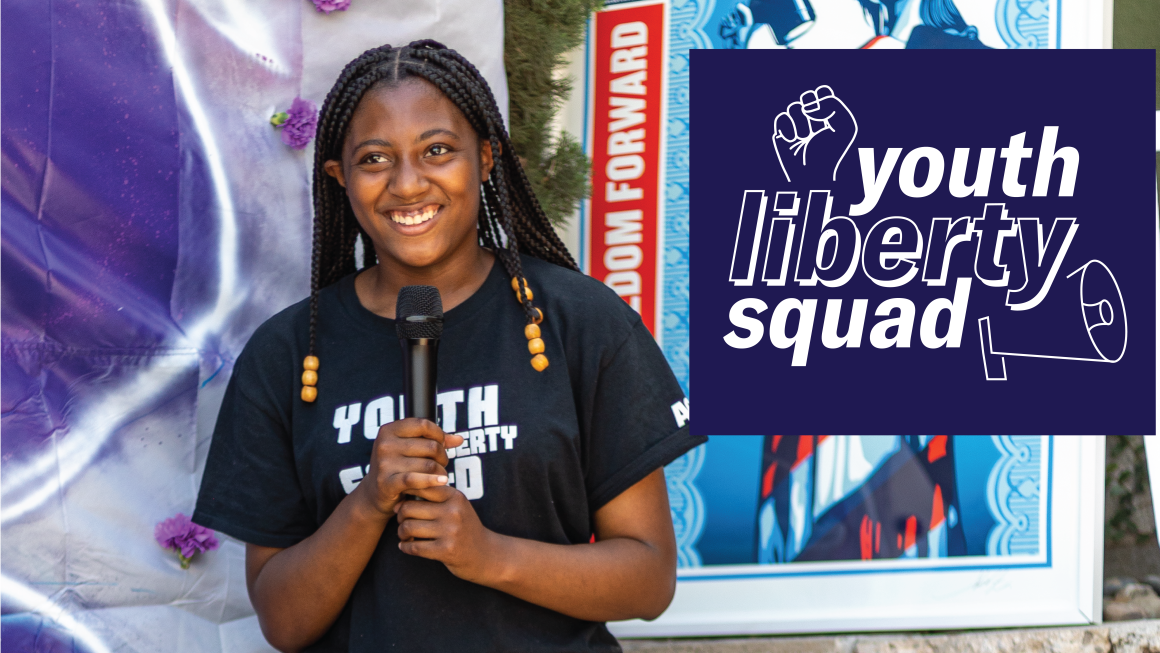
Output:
[383,417,446,443]
[397,516,443,541]
[404,484,459,503]
[394,496,442,520]
[369,454,443,484]
[395,437,445,464]
[412,456,447,474]
[398,538,439,559]
[378,418,463,466]
[383,417,464,449]
[390,471,450,496]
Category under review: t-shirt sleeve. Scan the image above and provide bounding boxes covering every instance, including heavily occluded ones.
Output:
[193,335,316,548]
[584,320,705,510]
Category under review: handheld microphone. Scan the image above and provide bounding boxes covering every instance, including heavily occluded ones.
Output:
[396,285,443,422]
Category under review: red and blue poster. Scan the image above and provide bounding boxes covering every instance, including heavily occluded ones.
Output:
[582,0,1140,637]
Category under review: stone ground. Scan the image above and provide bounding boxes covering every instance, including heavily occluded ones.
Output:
[1106,581,1160,621]
[620,620,1160,653]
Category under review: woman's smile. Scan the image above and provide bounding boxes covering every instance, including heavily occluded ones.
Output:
[388,204,440,226]
[385,203,444,236]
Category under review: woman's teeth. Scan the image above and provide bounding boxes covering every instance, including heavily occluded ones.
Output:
[390,205,438,225]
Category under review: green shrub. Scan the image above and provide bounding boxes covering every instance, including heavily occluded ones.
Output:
[505,0,603,226]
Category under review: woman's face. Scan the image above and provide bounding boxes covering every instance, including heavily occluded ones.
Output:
[325,78,494,272]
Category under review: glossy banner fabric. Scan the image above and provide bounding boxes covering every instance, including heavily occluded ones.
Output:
[1,1,505,650]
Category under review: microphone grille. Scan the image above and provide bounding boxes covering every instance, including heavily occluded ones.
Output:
[396,285,444,339]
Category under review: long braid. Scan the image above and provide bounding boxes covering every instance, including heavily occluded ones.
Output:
[302,41,580,400]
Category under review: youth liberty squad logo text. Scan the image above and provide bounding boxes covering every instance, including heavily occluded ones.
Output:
[723,85,1127,380]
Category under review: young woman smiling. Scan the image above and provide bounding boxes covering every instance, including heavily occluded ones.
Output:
[193,41,703,652]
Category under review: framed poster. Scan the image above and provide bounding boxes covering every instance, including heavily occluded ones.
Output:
[576,0,1126,637]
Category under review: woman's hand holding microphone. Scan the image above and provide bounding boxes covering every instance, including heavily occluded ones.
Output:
[354,417,496,582]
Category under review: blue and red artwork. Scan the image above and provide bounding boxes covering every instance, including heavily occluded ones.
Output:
[688,435,1043,567]
[759,435,965,563]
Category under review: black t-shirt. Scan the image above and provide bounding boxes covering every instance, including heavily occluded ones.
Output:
[193,255,703,652]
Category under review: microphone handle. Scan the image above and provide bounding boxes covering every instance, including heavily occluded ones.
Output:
[400,337,439,502]
[401,337,439,421]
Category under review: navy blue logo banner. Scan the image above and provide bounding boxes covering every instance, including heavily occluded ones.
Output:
[690,50,1156,435]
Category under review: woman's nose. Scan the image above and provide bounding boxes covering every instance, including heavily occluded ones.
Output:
[388,156,428,200]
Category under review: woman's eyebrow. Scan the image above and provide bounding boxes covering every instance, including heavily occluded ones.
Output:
[352,138,391,151]
[416,128,459,143]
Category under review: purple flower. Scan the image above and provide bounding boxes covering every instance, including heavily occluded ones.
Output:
[155,513,219,568]
[311,0,351,15]
[278,97,318,150]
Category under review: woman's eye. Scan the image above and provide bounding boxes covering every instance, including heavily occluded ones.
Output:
[428,144,450,157]
[363,153,388,164]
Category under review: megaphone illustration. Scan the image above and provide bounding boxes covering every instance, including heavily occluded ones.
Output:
[978,260,1126,381]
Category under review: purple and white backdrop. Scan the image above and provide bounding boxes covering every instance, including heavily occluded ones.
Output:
[1,1,506,650]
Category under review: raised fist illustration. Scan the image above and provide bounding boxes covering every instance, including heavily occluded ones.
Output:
[772,85,858,185]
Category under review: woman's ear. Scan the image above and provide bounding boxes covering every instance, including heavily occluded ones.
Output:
[479,139,497,180]
[324,159,347,188]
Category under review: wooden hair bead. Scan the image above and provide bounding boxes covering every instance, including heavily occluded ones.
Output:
[531,308,543,324]
[530,353,549,372]
[528,337,545,355]
[511,277,533,300]
[524,323,541,340]
[301,356,320,402]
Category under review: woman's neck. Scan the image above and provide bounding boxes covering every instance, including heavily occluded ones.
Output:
[353,245,496,319]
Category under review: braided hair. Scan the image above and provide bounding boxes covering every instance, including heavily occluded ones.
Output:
[300,40,579,402]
